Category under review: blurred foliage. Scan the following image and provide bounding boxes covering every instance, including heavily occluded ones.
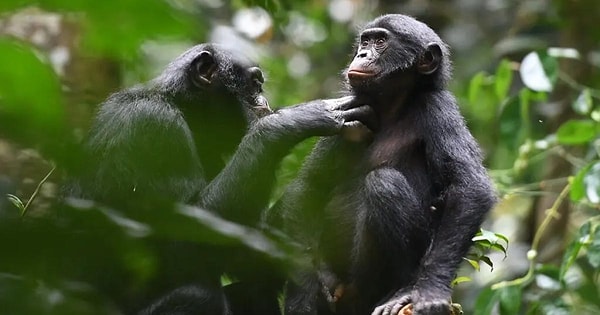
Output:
[1,0,600,314]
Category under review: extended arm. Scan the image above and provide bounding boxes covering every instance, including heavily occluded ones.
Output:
[200,96,372,226]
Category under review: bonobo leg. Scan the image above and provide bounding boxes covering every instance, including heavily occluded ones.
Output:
[352,168,436,315]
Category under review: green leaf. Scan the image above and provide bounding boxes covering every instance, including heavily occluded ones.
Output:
[556,119,598,145]
[494,59,513,100]
[519,52,554,92]
[468,72,486,106]
[479,255,494,271]
[474,287,500,315]
[6,194,25,213]
[559,221,590,280]
[452,276,472,286]
[588,224,600,268]
[0,39,65,146]
[572,89,593,115]
[498,285,522,315]
[464,258,480,271]
[571,163,593,201]
[583,162,600,203]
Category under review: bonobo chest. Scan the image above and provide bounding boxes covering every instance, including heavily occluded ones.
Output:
[365,122,423,170]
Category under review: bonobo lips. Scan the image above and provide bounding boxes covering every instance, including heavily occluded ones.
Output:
[347,70,376,81]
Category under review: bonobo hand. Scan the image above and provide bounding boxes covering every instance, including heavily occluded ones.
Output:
[262,95,374,140]
[371,288,450,315]
[323,96,376,142]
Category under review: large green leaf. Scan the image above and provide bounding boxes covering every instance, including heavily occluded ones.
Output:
[0,39,65,145]
[556,119,598,145]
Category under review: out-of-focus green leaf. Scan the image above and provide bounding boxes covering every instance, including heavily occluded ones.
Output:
[547,47,581,59]
[583,162,600,204]
[572,89,593,115]
[571,164,593,201]
[0,39,65,145]
[498,285,522,315]
[34,0,197,59]
[556,119,598,145]
[474,287,499,315]
[588,224,600,268]
[498,96,522,149]
[494,59,513,100]
[560,221,590,280]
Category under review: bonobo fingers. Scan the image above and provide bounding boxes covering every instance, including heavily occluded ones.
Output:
[414,299,451,315]
[323,95,362,111]
[342,105,377,131]
[371,294,411,315]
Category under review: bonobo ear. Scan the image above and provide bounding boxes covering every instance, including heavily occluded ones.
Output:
[417,42,442,75]
[191,51,217,88]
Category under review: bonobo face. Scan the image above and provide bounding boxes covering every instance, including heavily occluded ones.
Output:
[189,45,272,119]
[345,14,446,92]
[157,44,272,121]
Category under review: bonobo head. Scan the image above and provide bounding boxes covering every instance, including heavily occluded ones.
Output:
[153,43,271,122]
[345,14,451,95]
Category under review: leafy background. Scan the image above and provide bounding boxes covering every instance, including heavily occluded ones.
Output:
[0,0,599,314]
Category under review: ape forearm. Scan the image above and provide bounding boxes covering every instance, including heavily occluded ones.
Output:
[416,181,495,291]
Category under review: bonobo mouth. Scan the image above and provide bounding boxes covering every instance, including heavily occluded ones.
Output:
[347,70,377,81]
[251,96,273,117]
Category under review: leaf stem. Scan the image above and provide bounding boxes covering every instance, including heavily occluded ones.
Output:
[491,181,571,290]
[21,165,56,217]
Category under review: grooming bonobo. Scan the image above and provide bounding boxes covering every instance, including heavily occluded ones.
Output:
[64,43,373,314]
[273,14,496,315]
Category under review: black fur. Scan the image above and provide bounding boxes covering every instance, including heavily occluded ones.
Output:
[63,43,373,314]
[271,14,496,315]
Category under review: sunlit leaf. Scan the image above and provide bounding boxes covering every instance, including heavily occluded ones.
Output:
[6,194,25,213]
[583,162,600,204]
[547,47,580,59]
[572,89,593,115]
[464,258,480,271]
[452,276,471,286]
[479,256,494,271]
[556,119,598,145]
[520,52,553,92]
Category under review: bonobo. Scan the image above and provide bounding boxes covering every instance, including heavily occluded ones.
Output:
[272,14,496,315]
[63,43,373,314]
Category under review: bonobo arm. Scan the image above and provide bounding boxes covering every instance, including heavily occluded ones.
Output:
[200,96,372,226]
[373,92,496,315]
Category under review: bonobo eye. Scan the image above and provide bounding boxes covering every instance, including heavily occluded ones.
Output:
[360,40,369,47]
[375,38,386,45]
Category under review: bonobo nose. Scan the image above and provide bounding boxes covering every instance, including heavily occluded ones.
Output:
[357,50,371,59]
